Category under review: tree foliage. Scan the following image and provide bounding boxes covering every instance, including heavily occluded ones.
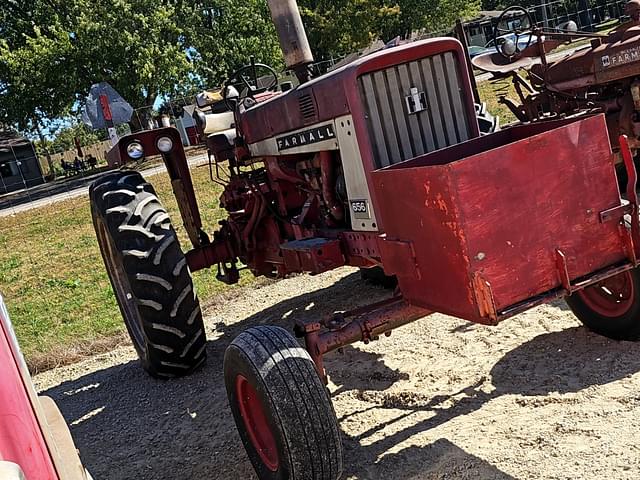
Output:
[376,0,480,40]
[299,0,480,60]
[1,0,197,132]
[34,121,108,155]
[1,0,480,137]
[181,0,284,87]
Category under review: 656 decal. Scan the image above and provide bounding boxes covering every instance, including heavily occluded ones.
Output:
[350,199,371,219]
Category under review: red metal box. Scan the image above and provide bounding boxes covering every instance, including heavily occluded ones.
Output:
[372,115,629,324]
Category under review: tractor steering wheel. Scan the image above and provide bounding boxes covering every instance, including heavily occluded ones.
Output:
[493,6,535,59]
[223,60,279,111]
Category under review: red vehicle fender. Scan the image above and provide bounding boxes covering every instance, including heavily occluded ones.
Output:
[0,294,89,480]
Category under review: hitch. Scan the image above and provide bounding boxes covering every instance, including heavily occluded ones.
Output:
[216,261,240,285]
[295,297,430,382]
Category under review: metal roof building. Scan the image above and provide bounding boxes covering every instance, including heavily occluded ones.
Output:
[0,129,45,195]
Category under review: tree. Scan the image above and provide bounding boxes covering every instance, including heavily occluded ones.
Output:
[298,0,388,60]
[0,0,196,132]
[1,0,482,141]
[180,0,284,87]
[34,121,107,155]
[298,0,480,61]
[376,0,481,41]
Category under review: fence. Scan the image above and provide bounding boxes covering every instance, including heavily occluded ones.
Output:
[48,139,113,171]
[529,0,628,31]
[0,137,117,216]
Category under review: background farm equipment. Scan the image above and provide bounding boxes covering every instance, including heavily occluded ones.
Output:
[473,2,640,162]
[90,1,640,479]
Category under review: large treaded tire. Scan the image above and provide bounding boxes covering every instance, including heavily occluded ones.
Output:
[90,171,206,377]
[224,326,343,480]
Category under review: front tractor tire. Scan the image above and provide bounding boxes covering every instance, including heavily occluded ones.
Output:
[90,171,207,378]
[224,326,343,480]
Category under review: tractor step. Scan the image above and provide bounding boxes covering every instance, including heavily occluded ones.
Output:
[280,238,345,274]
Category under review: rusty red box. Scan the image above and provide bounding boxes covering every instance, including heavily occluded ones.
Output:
[372,115,629,324]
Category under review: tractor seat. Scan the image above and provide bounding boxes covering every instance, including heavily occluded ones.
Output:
[472,51,538,74]
[207,128,237,162]
[193,109,235,135]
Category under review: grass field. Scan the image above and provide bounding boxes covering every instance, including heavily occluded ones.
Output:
[477,76,519,126]
[0,80,515,372]
[0,162,255,371]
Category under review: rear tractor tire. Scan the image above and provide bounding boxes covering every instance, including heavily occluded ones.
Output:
[90,171,207,378]
[566,267,640,340]
[224,326,343,480]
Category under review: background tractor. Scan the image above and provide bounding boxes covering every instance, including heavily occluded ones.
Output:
[473,2,640,163]
[91,2,640,479]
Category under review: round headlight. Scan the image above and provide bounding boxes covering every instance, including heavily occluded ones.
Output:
[156,136,173,153]
[126,141,144,159]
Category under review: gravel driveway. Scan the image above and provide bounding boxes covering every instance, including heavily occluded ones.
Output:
[35,267,640,479]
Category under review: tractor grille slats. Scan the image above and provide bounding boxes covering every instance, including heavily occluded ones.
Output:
[359,52,471,168]
[298,93,317,123]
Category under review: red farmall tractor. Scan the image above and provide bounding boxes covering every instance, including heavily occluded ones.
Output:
[91,1,640,478]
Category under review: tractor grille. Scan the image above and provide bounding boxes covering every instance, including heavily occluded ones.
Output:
[359,51,472,168]
[298,93,317,123]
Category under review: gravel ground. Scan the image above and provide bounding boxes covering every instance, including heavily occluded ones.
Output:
[35,267,640,480]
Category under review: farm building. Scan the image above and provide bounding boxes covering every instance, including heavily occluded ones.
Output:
[464,11,502,47]
[0,129,45,195]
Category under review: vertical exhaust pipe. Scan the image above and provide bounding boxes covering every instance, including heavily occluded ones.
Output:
[266,0,314,83]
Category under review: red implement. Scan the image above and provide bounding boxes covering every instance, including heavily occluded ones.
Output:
[373,115,635,323]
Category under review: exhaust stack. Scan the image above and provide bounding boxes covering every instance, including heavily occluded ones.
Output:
[266,0,314,82]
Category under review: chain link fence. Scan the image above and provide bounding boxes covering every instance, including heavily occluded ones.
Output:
[529,0,628,31]
[0,139,46,196]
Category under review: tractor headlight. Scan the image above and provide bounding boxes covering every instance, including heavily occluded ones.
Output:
[126,141,144,159]
[156,136,173,153]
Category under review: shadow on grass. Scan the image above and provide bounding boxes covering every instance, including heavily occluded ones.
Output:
[41,273,640,479]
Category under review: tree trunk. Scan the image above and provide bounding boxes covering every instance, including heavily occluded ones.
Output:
[33,119,56,181]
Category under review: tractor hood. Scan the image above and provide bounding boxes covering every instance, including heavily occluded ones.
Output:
[532,24,640,90]
[239,37,478,147]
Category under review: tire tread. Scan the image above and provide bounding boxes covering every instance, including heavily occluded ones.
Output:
[90,171,207,377]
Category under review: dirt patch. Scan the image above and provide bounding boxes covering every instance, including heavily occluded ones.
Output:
[35,267,640,479]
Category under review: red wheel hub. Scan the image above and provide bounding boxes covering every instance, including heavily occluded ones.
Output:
[577,270,635,317]
[235,375,279,471]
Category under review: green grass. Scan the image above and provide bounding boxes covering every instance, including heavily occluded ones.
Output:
[478,76,519,125]
[0,163,253,371]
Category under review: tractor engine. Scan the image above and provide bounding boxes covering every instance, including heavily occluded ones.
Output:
[213,150,348,280]
[108,0,480,288]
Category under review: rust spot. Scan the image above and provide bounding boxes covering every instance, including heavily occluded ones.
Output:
[423,182,431,207]
[434,193,449,214]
